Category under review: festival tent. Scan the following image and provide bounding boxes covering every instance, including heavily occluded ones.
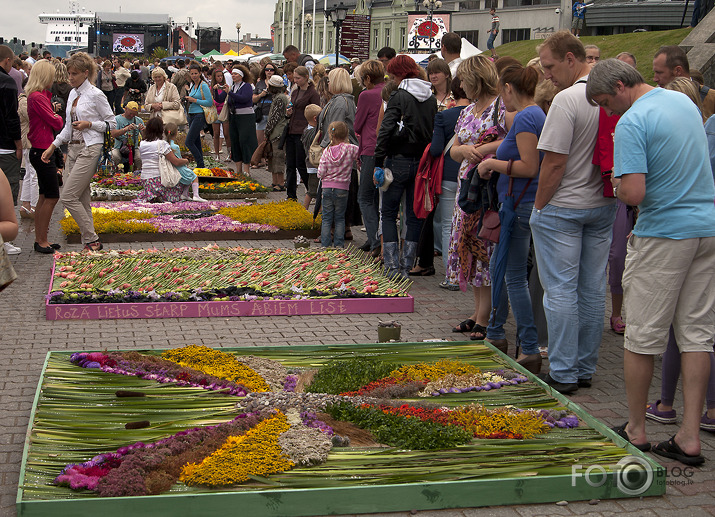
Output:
[224,49,238,56]
[203,49,222,57]
[318,53,350,65]
[238,46,257,55]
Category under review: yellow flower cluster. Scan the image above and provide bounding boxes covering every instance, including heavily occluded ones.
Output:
[449,404,549,439]
[200,181,269,193]
[60,210,157,236]
[180,412,295,486]
[193,168,213,177]
[391,359,478,382]
[162,345,270,393]
[219,200,320,230]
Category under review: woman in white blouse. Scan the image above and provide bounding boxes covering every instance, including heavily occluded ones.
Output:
[41,52,116,252]
[136,117,188,202]
[145,68,182,125]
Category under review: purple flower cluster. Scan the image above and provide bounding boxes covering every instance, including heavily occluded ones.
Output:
[283,375,298,392]
[538,410,580,429]
[300,411,334,436]
[428,375,529,397]
[92,200,249,213]
[145,214,278,234]
[55,411,265,496]
[69,352,250,397]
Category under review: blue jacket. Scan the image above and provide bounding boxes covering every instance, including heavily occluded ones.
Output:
[430,105,466,183]
[187,82,213,114]
[226,81,253,110]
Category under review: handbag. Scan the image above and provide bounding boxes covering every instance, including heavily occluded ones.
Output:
[255,97,264,123]
[96,122,113,173]
[218,98,230,123]
[477,176,534,243]
[162,105,187,126]
[158,150,181,187]
[251,140,272,167]
[277,123,289,150]
[199,84,219,124]
[308,129,323,167]
[0,235,17,292]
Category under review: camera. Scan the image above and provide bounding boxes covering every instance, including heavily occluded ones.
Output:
[555,7,562,14]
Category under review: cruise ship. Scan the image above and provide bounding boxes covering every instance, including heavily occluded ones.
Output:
[38,2,94,56]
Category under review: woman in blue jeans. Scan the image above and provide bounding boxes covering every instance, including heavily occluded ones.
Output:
[184,63,213,168]
[477,64,545,373]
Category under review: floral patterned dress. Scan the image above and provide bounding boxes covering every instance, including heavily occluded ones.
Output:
[445,97,507,290]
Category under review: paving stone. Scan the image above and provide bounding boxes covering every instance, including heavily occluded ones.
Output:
[1,181,714,517]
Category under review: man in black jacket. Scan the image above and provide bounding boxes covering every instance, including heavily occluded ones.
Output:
[0,45,22,254]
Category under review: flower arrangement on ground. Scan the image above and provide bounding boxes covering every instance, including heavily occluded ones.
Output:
[49,346,583,497]
[47,246,411,304]
[59,200,315,237]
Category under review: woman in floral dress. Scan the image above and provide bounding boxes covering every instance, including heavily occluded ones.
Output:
[447,55,510,341]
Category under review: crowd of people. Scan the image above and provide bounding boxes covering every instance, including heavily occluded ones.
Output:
[1,30,714,466]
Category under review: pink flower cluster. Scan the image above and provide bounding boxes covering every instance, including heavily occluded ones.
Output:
[144,214,279,234]
[91,200,249,214]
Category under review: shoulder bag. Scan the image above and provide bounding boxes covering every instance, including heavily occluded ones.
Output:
[162,104,187,126]
[158,147,181,187]
[308,130,324,167]
[199,83,219,124]
[218,92,230,123]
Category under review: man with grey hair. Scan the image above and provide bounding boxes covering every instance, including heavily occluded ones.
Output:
[587,58,715,465]
[616,52,636,67]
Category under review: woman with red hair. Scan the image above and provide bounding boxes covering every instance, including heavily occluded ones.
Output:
[373,55,438,279]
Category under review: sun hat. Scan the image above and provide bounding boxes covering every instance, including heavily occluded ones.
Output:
[267,75,286,88]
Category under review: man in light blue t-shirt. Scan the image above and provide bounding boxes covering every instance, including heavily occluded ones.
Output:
[587,59,715,467]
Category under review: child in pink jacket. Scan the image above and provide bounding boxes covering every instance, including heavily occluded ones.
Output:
[318,121,359,247]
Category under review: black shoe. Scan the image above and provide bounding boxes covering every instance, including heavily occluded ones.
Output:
[538,372,578,394]
[34,242,55,254]
[50,243,62,250]
[358,242,371,251]
[578,378,592,388]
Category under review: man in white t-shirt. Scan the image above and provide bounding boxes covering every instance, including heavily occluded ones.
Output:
[440,32,462,78]
[530,31,616,394]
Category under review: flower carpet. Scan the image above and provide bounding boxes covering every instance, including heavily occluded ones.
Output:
[46,246,414,320]
[90,170,270,201]
[18,342,664,517]
[60,201,320,243]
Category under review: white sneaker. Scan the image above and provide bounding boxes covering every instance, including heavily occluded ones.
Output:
[4,242,21,255]
[193,196,209,202]
[223,156,233,163]
[180,194,192,201]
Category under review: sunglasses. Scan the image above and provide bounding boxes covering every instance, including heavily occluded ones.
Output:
[265,68,275,71]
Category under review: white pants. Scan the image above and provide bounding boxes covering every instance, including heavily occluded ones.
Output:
[20,148,38,206]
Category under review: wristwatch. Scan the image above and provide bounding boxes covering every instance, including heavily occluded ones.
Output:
[613,185,619,197]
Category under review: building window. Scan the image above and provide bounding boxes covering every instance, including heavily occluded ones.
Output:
[454,30,479,47]
[458,1,480,9]
[400,26,406,51]
[319,31,323,52]
[385,28,390,48]
[374,28,379,49]
[503,0,558,6]
[501,28,530,43]
[328,30,333,51]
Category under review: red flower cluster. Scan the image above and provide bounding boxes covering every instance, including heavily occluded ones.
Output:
[375,404,453,426]
[340,376,426,397]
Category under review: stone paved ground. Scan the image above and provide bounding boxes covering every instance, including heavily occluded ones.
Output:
[1,162,713,517]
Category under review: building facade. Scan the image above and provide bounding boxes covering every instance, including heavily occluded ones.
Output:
[272,0,695,58]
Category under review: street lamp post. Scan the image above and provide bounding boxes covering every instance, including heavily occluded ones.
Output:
[326,2,348,67]
[422,0,442,53]
[235,22,241,53]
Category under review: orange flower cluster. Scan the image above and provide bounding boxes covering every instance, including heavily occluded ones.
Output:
[179,411,295,486]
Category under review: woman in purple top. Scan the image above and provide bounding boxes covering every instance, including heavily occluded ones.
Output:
[354,59,385,257]
[477,64,544,373]
[210,69,230,160]
[224,65,258,176]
